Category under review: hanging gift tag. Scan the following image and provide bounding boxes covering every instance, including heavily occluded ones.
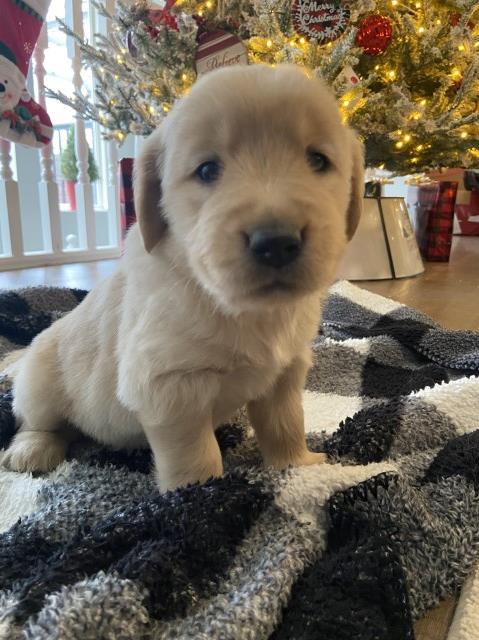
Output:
[292,1,350,43]
[337,65,360,90]
[195,30,248,76]
[336,65,362,109]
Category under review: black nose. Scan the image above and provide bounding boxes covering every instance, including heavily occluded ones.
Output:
[0,83,5,93]
[248,227,302,269]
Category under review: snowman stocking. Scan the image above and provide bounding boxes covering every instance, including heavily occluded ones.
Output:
[0,0,53,148]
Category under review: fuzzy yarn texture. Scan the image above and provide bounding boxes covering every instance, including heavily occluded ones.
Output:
[0,281,478,640]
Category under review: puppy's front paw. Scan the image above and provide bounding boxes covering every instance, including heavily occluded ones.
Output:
[1,431,66,473]
[299,451,328,466]
[156,458,224,493]
[267,450,328,470]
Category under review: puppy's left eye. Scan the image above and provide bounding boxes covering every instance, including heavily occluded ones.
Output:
[307,149,330,173]
[194,160,221,184]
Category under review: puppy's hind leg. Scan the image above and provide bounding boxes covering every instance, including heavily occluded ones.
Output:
[1,425,75,474]
[1,335,73,474]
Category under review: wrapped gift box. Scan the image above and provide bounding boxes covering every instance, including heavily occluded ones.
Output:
[406,180,458,261]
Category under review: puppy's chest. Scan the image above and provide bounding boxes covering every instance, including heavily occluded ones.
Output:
[217,357,278,407]
[213,329,302,413]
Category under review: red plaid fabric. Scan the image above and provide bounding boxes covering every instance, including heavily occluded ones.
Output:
[456,190,479,236]
[118,158,136,244]
[428,168,479,236]
[407,181,458,261]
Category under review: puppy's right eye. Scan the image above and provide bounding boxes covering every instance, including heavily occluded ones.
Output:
[307,149,330,173]
[194,161,221,184]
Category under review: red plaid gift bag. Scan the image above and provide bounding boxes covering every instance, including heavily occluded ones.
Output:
[456,189,479,236]
[118,158,136,246]
[455,172,479,236]
[406,181,458,261]
[428,168,479,236]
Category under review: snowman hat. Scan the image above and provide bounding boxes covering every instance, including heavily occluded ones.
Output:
[0,42,27,91]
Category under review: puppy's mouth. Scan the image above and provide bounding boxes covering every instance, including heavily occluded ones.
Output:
[255,280,297,295]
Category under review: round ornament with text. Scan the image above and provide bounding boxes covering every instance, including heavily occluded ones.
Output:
[292,1,350,43]
[195,30,248,76]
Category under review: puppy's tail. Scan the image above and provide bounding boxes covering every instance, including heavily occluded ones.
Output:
[0,348,26,380]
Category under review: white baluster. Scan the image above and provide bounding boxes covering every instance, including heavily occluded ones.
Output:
[102,0,121,249]
[66,0,96,251]
[34,24,62,254]
[0,141,13,182]
[0,140,23,258]
[107,140,121,247]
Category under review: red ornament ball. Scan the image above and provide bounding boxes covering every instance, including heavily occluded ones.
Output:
[356,14,393,55]
[450,13,460,27]
[449,13,475,30]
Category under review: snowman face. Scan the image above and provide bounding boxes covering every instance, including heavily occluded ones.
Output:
[0,59,24,112]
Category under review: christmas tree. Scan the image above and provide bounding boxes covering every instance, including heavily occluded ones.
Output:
[50,0,479,174]
[60,127,100,183]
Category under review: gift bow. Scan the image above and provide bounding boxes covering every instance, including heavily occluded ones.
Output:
[149,0,178,31]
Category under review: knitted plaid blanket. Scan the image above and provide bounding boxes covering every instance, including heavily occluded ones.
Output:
[0,281,478,640]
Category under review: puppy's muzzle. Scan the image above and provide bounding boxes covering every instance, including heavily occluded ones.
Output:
[247,225,302,269]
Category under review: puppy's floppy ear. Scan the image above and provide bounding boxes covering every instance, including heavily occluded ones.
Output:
[134,127,168,253]
[346,130,365,241]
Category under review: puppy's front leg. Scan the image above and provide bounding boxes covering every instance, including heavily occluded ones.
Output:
[142,416,223,492]
[136,371,223,492]
[248,354,326,470]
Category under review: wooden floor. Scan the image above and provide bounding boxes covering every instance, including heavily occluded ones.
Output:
[0,259,118,292]
[415,598,458,640]
[1,234,478,639]
[359,236,479,331]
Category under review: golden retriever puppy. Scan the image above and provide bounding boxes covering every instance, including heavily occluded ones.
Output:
[1,65,364,492]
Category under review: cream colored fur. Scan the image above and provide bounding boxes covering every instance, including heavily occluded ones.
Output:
[1,65,364,492]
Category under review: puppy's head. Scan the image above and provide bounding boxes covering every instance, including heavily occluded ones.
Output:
[134,65,364,313]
